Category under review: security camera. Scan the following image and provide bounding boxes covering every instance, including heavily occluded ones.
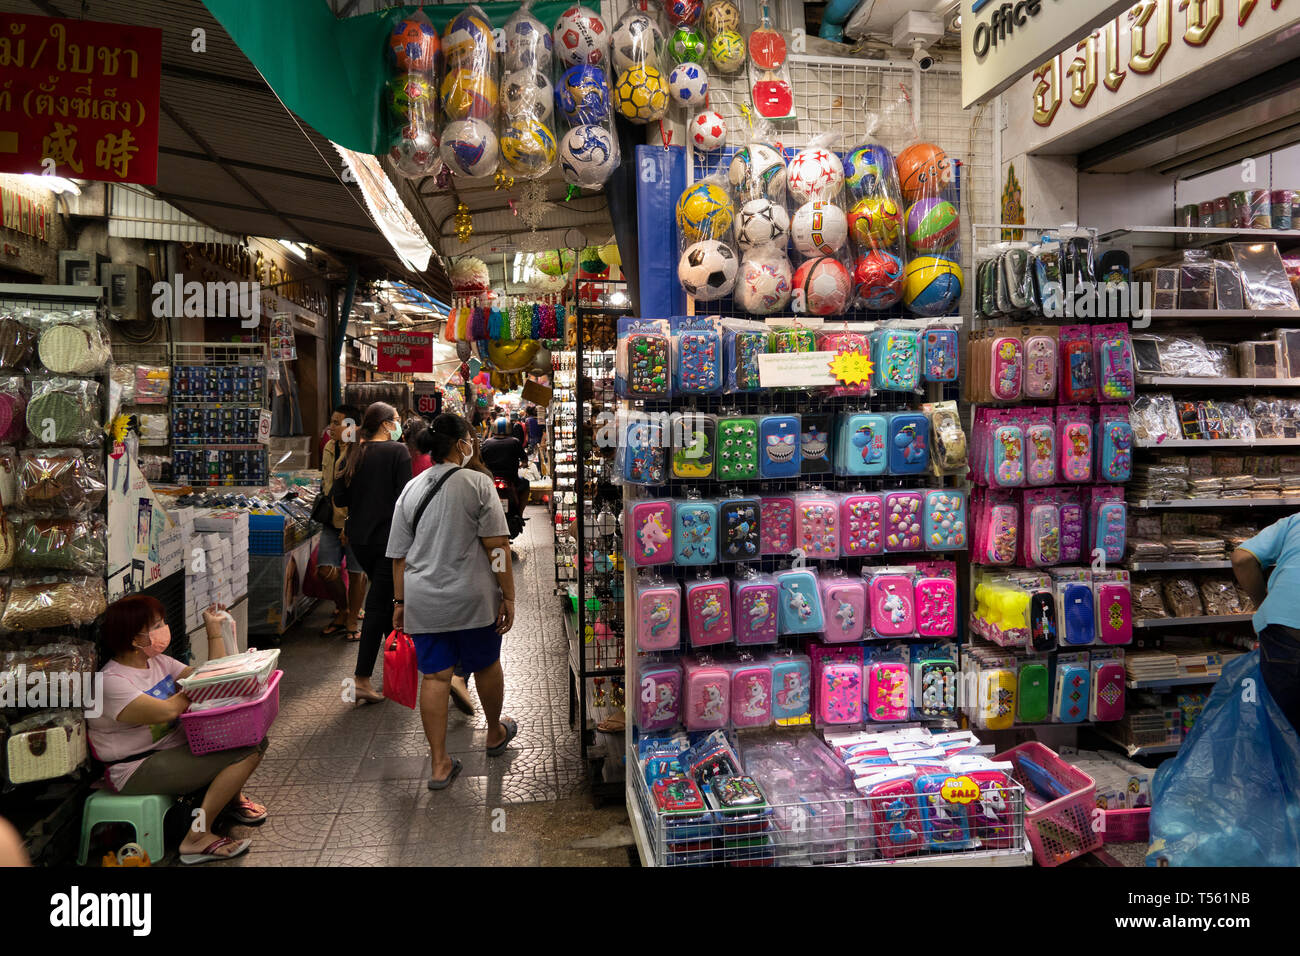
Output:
[912,41,936,71]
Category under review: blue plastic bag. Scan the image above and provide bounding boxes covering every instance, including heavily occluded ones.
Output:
[1147,650,1300,866]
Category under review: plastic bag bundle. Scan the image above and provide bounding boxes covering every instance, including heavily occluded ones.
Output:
[500,3,559,179]
[610,7,670,126]
[26,376,101,447]
[17,448,106,516]
[35,311,110,375]
[0,312,38,372]
[14,514,106,574]
[844,134,907,313]
[553,7,619,188]
[0,376,27,444]
[727,126,791,316]
[701,0,744,75]
[384,8,441,180]
[676,172,739,303]
[892,128,963,317]
[2,574,106,630]
[439,5,499,178]
[788,133,853,317]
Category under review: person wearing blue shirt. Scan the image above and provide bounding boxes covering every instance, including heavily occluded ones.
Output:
[1233,513,1300,729]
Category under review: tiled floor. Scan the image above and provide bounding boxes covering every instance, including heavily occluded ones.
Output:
[213,507,633,867]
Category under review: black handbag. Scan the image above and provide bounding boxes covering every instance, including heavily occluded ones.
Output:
[309,489,334,526]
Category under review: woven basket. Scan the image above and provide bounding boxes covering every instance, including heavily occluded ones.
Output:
[26,391,92,445]
[38,324,100,374]
[5,716,87,785]
[0,392,26,443]
[1,578,106,630]
[16,518,103,573]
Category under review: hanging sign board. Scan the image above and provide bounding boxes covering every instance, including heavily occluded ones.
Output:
[0,12,162,183]
[377,330,435,373]
[413,380,441,415]
[961,0,1134,107]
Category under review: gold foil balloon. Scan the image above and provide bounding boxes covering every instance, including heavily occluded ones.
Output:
[599,242,621,267]
[487,339,540,372]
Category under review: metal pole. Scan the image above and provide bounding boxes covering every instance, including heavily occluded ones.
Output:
[333,263,358,408]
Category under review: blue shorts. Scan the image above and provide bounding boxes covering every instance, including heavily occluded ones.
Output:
[317,526,359,570]
[413,624,502,677]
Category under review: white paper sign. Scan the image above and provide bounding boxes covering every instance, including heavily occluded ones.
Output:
[257,409,272,444]
[758,352,836,389]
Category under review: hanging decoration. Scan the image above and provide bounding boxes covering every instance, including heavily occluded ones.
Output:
[441,292,568,348]
[535,249,576,277]
[578,245,609,278]
[449,255,490,294]
[453,201,473,242]
[493,169,516,191]
[598,242,621,267]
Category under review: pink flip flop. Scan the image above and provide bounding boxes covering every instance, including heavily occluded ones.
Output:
[228,797,268,824]
[180,837,251,865]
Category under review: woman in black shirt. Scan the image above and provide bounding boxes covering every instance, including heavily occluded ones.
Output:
[333,402,411,703]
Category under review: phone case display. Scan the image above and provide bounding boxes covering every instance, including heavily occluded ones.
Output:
[628,498,674,567]
[734,574,778,645]
[759,414,801,478]
[385,8,441,178]
[730,659,773,727]
[636,579,682,652]
[170,353,268,487]
[685,576,733,647]
[638,659,682,731]
[716,416,759,480]
[439,6,499,178]
[672,497,717,565]
[819,574,865,643]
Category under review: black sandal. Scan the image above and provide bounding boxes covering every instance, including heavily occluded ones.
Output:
[343,628,360,642]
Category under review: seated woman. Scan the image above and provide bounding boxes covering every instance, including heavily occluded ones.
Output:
[86,596,271,864]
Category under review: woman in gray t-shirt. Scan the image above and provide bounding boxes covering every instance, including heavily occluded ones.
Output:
[387,414,519,789]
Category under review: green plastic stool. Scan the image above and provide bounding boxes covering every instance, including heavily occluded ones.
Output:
[77,791,175,865]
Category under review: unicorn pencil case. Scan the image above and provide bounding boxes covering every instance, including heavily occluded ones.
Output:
[636,581,681,652]
[627,499,674,567]
[733,577,779,646]
[637,661,682,732]
[819,576,866,643]
[685,577,734,648]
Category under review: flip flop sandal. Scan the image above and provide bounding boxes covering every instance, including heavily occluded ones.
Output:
[322,619,348,636]
[343,629,361,643]
[428,756,463,790]
[228,798,268,824]
[180,837,252,865]
[486,717,519,757]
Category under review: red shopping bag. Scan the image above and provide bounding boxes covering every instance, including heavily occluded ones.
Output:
[382,630,419,709]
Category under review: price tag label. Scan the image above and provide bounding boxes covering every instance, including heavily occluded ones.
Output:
[757,351,836,389]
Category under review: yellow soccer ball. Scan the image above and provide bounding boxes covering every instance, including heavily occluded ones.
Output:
[613,65,669,123]
[676,182,734,244]
[441,69,498,121]
[709,29,745,74]
[501,117,558,177]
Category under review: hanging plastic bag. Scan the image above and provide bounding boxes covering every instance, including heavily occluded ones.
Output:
[440,5,499,178]
[385,7,442,179]
[383,630,420,709]
[553,6,620,189]
[500,2,559,179]
[1147,650,1300,866]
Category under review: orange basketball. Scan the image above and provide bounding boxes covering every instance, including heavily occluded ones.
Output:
[897,143,952,203]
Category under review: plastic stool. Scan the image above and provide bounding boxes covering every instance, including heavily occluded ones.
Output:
[77,792,175,865]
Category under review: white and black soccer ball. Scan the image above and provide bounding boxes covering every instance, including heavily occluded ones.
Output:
[728,143,787,203]
[505,13,554,72]
[735,198,790,252]
[669,63,708,106]
[678,239,738,300]
[559,124,618,187]
[611,12,664,72]
[502,69,555,122]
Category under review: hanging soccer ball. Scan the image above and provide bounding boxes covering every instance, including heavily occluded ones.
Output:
[612,12,664,72]
[614,65,670,123]
[559,124,618,187]
[844,143,897,198]
[554,5,610,66]
[502,69,554,123]
[709,29,745,73]
[556,64,610,125]
[389,13,440,72]
[787,147,845,203]
[443,9,494,68]
[906,198,961,254]
[794,257,853,316]
[703,0,741,35]
[501,117,558,177]
[847,195,903,248]
[440,69,497,121]
[736,253,793,315]
[691,110,727,150]
[669,26,706,63]
[854,250,905,310]
[678,240,738,301]
[677,181,734,243]
[728,144,787,203]
[388,128,439,179]
[735,198,790,252]
[791,201,848,258]
[666,0,703,27]
[387,74,435,119]
[505,12,553,72]
[441,119,498,178]
[669,63,709,105]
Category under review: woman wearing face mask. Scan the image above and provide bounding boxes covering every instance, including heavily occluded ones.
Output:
[85,597,270,864]
[332,401,412,703]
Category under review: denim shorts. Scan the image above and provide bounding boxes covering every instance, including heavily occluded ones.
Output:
[317,525,358,570]
[412,624,502,677]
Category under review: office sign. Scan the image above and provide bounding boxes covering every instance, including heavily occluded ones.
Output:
[962,0,1135,107]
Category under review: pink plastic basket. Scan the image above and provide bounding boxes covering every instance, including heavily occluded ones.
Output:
[995,741,1102,866]
[1102,806,1150,844]
[180,670,281,756]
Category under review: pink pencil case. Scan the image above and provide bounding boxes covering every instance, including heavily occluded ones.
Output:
[636,582,681,652]
[682,658,730,731]
[865,661,910,722]
[841,493,884,557]
[685,578,734,648]
[730,661,774,728]
[760,496,796,556]
[819,577,867,643]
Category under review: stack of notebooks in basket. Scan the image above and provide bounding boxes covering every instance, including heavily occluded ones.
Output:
[177,648,280,711]
[1126,652,1180,683]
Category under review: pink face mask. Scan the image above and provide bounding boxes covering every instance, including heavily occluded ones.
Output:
[137,623,171,658]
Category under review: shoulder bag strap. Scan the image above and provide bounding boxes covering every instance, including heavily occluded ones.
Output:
[409,466,463,537]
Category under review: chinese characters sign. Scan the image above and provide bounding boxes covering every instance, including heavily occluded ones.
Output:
[0,13,161,184]
[377,331,434,373]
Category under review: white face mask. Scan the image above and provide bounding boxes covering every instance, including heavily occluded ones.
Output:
[457,439,473,461]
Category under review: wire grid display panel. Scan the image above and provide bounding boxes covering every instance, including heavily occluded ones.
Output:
[633,761,1028,867]
[553,352,578,591]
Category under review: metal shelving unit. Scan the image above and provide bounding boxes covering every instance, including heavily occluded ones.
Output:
[1133,613,1253,629]
[1127,560,1233,572]
[1132,497,1300,509]
[1127,674,1223,691]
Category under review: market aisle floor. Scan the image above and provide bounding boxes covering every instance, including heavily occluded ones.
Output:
[214,506,634,867]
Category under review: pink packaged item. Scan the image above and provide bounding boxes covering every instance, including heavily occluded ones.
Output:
[977,489,1020,565]
[627,499,674,567]
[990,334,1023,401]
[685,577,734,648]
[819,575,866,643]
[682,657,731,731]
[840,493,884,557]
[863,770,923,859]
[915,573,957,637]
[1025,416,1056,486]
[796,492,841,559]
[1093,323,1135,401]
[991,422,1025,487]
[733,575,779,646]
[1091,660,1127,721]
[1023,489,1061,567]
[637,660,682,732]
[883,491,924,552]
[1057,406,1094,483]
[820,331,872,397]
[865,659,910,722]
[811,644,863,726]
[635,580,681,652]
[760,495,796,556]
[868,570,916,637]
[1058,488,1085,564]
[967,769,1017,849]
[1059,325,1096,403]
[730,660,774,728]
[1023,332,1058,400]
[1096,579,1133,646]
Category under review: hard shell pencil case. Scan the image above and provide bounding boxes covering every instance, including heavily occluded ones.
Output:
[760,414,802,479]
[673,500,718,566]
[1055,662,1090,724]
[760,496,796,556]
[775,569,823,634]
[734,579,779,645]
[716,417,760,481]
[838,413,887,477]
[840,493,884,557]
[819,577,866,643]
[888,413,930,476]
[636,583,681,652]
[637,661,682,732]
[731,662,774,729]
[924,329,960,383]
[675,328,722,395]
[719,497,761,562]
[685,578,734,648]
[884,491,924,553]
[683,659,730,731]
[916,772,971,848]
[866,661,910,722]
[770,654,812,721]
[628,499,674,567]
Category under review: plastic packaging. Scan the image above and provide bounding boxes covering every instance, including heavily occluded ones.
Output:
[500,6,560,179]
[26,376,101,447]
[14,514,106,574]
[718,495,760,561]
[733,571,779,645]
[672,317,723,394]
[0,312,38,372]
[722,320,770,390]
[35,311,110,375]
[2,574,106,629]
[439,6,499,178]
[610,7,670,126]
[0,376,27,444]
[672,494,717,564]
[685,575,734,647]
[18,448,105,516]
[0,446,18,508]
[635,577,682,651]
[385,7,441,179]
[617,317,672,399]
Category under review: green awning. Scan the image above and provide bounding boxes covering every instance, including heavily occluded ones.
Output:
[201,1,573,155]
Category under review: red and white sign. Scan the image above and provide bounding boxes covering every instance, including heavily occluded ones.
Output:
[377,330,435,373]
[413,380,440,415]
[0,13,162,184]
